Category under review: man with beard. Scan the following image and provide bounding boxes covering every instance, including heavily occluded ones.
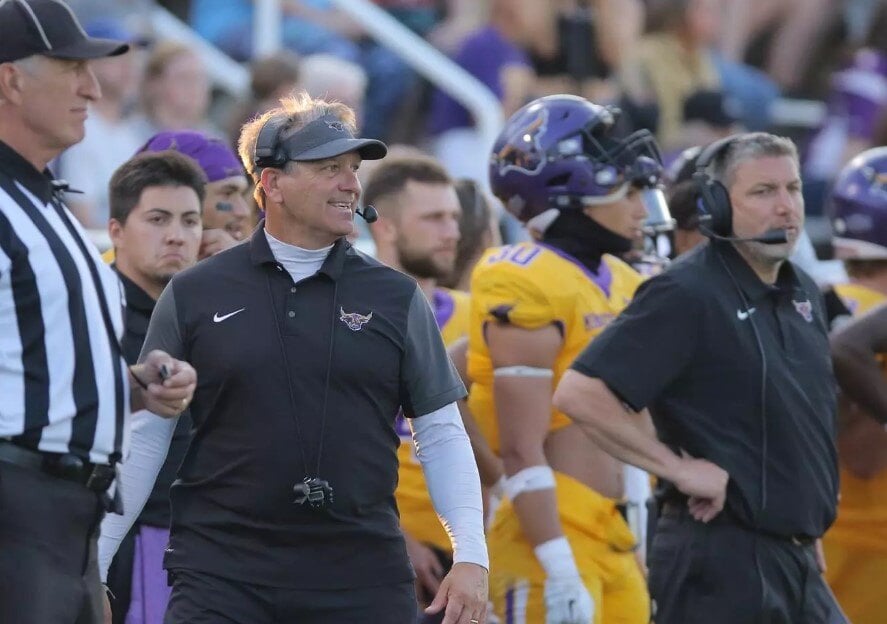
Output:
[363,156,472,618]
[103,150,205,623]
[468,95,669,624]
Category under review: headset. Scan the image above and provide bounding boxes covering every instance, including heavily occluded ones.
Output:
[253,116,290,170]
[692,136,787,244]
[693,135,739,236]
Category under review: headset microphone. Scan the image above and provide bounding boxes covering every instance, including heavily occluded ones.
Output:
[700,223,788,245]
[356,204,378,223]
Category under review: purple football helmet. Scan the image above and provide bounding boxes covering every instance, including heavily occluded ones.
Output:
[489,94,670,232]
[830,146,887,259]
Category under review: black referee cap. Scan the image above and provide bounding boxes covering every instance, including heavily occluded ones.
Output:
[0,0,129,64]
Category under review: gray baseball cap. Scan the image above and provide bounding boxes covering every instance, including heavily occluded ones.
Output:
[280,115,387,162]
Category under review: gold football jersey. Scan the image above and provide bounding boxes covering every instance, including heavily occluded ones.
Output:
[466,242,643,453]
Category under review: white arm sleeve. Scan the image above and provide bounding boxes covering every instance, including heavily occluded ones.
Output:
[97,409,177,581]
[409,402,489,570]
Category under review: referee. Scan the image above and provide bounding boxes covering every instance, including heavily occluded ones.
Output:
[0,2,195,623]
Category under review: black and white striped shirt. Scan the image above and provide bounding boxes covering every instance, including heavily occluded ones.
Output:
[0,140,129,464]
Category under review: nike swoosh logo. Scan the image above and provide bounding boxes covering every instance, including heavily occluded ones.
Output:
[213,308,245,323]
[737,307,756,320]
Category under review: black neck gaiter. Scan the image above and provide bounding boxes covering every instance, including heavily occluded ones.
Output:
[542,209,633,272]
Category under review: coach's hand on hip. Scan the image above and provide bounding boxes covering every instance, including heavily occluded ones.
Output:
[130,349,197,418]
[672,450,730,523]
[424,562,489,624]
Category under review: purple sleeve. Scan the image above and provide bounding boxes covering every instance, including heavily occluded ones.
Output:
[841,92,884,139]
[428,27,530,136]
[831,55,887,140]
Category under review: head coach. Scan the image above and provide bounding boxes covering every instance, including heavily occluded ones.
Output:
[97,92,489,624]
[553,132,846,623]
[0,1,195,623]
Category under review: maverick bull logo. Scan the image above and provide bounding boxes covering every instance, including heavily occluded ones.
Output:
[339,307,373,331]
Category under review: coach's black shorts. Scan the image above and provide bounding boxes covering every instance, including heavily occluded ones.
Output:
[648,511,848,624]
[164,568,418,624]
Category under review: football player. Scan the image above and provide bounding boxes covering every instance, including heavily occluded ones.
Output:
[468,94,670,624]
[821,146,887,624]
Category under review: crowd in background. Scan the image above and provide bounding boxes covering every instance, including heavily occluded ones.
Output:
[58,0,887,255]
[4,2,885,623]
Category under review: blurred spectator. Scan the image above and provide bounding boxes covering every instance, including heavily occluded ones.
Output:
[621,0,722,150]
[805,3,887,197]
[427,0,537,182]
[670,89,743,161]
[425,0,491,53]
[250,51,302,108]
[298,54,367,126]
[375,0,490,53]
[57,17,147,229]
[132,41,220,141]
[190,0,362,63]
[226,50,302,144]
[439,178,502,291]
[718,0,837,94]
[189,0,410,141]
[623,0,778,147]
[526,0,644,102]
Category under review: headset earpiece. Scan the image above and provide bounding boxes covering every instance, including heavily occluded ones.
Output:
[693,135,740,237]
[253,117,289,169]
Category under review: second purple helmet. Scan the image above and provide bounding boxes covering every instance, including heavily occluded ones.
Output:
[488,94,670,232]
[830,146,887,259]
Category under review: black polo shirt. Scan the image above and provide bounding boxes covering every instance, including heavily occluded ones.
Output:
[139,226,466,589]
[572,240,839,538]
[114,267,191,527]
